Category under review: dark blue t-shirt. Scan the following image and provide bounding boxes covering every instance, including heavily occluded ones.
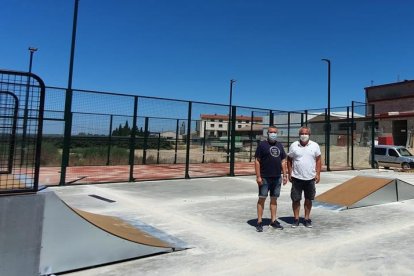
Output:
[255,140,286,177]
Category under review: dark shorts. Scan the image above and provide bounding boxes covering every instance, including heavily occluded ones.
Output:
[258,177,282,198]
[290,177,316,202]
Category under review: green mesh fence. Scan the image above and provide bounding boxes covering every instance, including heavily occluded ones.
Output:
[0,70,45,194]
[38,85,379,185]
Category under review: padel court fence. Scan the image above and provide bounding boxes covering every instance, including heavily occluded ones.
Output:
[0,70,45,194]
[39,86,377,186]
[1,69,382,191]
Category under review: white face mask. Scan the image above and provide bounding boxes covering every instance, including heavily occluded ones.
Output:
[300,134,309,142]
[268,133,278,142]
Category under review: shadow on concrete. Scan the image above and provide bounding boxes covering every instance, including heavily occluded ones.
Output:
[247,216,304,227]
[247,218,269,227]
[278,216,300,224]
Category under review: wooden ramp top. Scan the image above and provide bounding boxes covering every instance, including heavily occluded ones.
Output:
[73,208,173,249]
[315,176,393,207]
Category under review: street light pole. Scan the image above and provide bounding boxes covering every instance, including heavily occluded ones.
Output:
[321,58,331,171]
[28,47,38,73]
[227,79,236,163]
[21,47,38,165]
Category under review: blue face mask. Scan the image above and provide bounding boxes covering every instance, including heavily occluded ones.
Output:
[268,132,278,142]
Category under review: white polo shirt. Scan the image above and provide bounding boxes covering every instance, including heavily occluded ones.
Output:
[288,140,321,181]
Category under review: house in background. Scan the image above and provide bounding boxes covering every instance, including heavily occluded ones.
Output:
[365,80,414,147]
[197,114,263,138]
[160,131,182,140]
[307,111,366,146]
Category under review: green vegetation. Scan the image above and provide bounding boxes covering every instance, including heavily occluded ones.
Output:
[40,125,173,166]
[69,146,129,166]
[40,141,61,166]
[111,121,142,136]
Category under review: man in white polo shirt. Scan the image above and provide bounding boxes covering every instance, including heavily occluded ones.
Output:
[287,126,321,228]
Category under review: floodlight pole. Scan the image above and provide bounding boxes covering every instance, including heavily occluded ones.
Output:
[28,47,38,73]
[21,47,38,165]
[60,0,80,185]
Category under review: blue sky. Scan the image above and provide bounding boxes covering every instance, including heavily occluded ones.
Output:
[2,0,414,111]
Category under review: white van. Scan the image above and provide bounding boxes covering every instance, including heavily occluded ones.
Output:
[370,145,414,169]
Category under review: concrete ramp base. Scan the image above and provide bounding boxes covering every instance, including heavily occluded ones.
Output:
[0,190,184,276]
[315,176,414,210]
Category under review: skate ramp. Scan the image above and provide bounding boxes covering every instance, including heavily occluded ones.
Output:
[0,190,185,276]
[72,208,172,247]
[315,176,414,209]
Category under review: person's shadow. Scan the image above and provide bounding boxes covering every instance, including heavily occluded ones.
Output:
[247,218,271,227]
[247,217,300,228]
[278,216,300,224]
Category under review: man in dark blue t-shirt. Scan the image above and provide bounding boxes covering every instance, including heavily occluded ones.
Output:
[254,125,287,232]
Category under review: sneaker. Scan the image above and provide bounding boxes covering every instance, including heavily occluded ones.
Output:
[270,220,284,230]
[256,222,263,232]
[304,219,312,228]
[291,219,300,228]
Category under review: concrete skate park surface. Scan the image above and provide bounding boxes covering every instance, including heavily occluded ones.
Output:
[52,169,414,276]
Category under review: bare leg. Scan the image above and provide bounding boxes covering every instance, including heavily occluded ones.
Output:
[304,199,312,220]
[270,197,277,222]
[292,200,300,220]
[257,197,266,223]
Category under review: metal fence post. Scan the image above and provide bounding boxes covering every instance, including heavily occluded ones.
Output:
[174,119,179,164]
[59,106,72,186]
[106,114,113,165]
[157,133,161,164]
[346,106,350,166]
[351,101,355,170]
[185,101,192,179]
[324,108,328,167]
[371,104,376,168]
[33,76,45,192]
[305,110,308,127]
[129,96,138,182]
[287,112,291,148]
[142,117,149,165]
[226,79,236,163]
[229,106,237,176]
[21,75,32,166]
[269,110,274,126]
[202,121,206,163]
[249,110,254,162]
[326,108,331,171]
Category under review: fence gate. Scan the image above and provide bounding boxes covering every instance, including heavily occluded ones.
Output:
[0,70,45,194]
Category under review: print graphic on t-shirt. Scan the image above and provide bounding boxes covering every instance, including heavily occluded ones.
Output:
[269,146,280,157]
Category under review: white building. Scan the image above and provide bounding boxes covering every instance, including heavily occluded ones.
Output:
[197,114,263,138]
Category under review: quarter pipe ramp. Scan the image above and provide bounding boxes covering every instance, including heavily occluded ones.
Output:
[0,190,185,275]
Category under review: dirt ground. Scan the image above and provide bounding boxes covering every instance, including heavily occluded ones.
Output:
[136,145,372,168]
